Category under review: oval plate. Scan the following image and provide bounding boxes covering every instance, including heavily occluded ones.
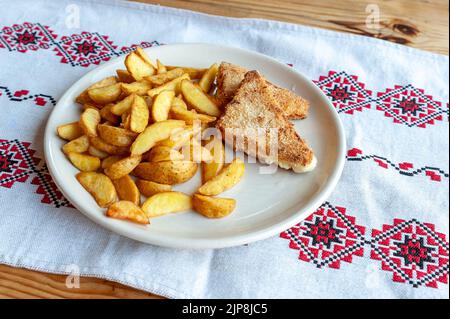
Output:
[44,43,346,249]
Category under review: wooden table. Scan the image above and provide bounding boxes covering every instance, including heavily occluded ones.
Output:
[1,0,448,300]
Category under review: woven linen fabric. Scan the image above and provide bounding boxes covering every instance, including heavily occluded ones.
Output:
[0,0,448,299]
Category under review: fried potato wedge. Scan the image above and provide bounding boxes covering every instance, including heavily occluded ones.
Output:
[133,161,198,185]
[112,175,140,205]
[76,172,118,207]
[79,108,101,136]
[89,136,129,155]
[197,158,245,196]
[147,146,184,162]
[130,95,150,133]
[62,135,89,154]
[57,122,83,141]
[170,105,216,124]
[202,136,225,182]
[156,59,167,74]
[152,90,174,122]
[157,126,198,149]
[116,69,135,83]
[135,47,156,68]
[106,200,148,224]
[82,102,102,111]
[147,74,190,97]
[192,194,236,218]
[136,179,172,197]
[121,81,152,96]
[67,152,101,172]
[130,120,185,155]
[183,139,213,163]
[88,83,122,105]
[111,93,135,115]
[101,155,125,170]
[145,68,184,86]
[97,124,137,147]
[125,52,155,81]
[99,103,120,125]
[199,63,219,93]
[88,145,109,159]
[166,66,207,79]
[76,76,117,104]
[104,155,142,180]
[181,80,220,116]
[141,192,192,218]
[121,111,131,130]
[171,96,188,110]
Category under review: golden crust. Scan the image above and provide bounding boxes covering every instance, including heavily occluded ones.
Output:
[216,62,309,119]
[216,71,314,169]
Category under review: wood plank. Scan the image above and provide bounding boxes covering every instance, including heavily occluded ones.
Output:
[131,0,449,54]
[0,264,160,299]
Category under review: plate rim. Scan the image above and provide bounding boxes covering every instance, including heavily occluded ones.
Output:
[44,43,346,249]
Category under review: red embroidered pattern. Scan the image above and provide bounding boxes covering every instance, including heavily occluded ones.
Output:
[281,204,449,289]
[280,202,366,269]
[314,71,449,128]
[347,148,449,182]
[370,219,448,288]
[0,22,160,68]
[0,139,71,208]
[0,86,56,106]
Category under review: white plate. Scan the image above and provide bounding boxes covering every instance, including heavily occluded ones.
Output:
[44,43,346,249]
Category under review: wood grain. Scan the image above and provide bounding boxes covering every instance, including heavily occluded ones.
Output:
[2,0,448,301]
[0,264,159,299]
[132,0,449,55]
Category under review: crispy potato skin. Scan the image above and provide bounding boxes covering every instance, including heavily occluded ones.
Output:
[67,152,101,172]
[62,135,89,154]
[125,52,155,81]
[136,179,172,197]
[88,146,109,159]
[112,175,140,205]
[116,69,135,83]
[202,136,225,182]
[199,63,219,93]
[76,172,118,207]
[181,80,221,117]
[166,66,207,79]
[130,95,150,133]
[111,94,135,115]
[147,74,190,97]
[130,120,185,155]
[101,155,125,170]
[104,155,142,180]
[146,68,184,86]
[192,194,236,218]
[106,201,149,224]
[57,122,83,141]
[152,90,175,122]
[88,83,122,105]
[170,105,216,124]
[79,108,101,137]
[76,76,117,105]
[141,191,192,217]
[197,158,245,196]
[133,161,198,185]
[99,103,120,125]
[147,146,184,162]
[97,124,137,147]
[89,136,129,155]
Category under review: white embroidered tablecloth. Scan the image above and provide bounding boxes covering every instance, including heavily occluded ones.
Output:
[0,0,448,298]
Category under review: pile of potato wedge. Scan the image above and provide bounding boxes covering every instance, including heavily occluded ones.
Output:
[57,47,245,225]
